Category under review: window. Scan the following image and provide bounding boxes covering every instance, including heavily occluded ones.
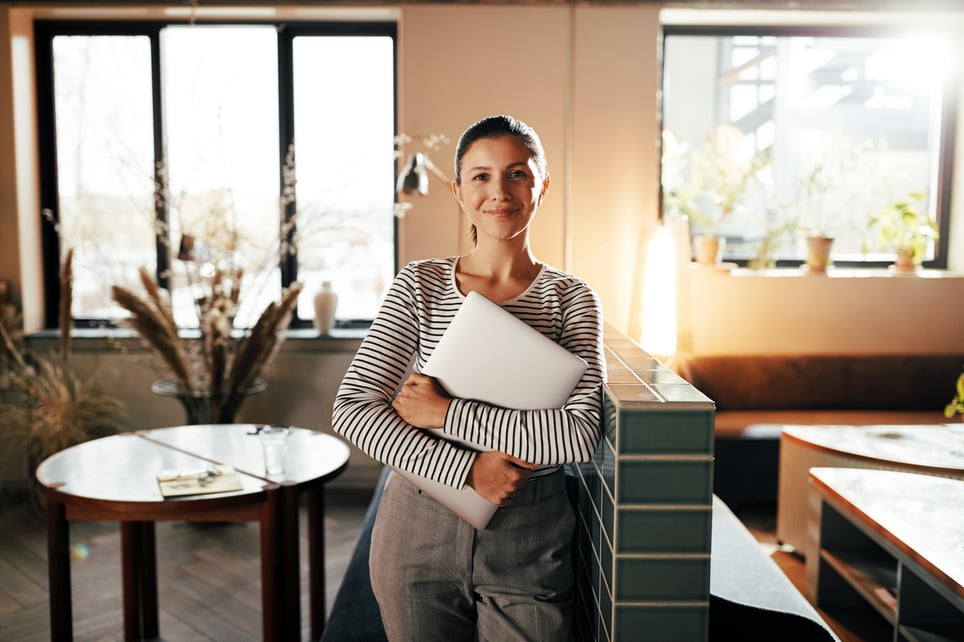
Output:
[661,25,956,268]
[35,20,397,329]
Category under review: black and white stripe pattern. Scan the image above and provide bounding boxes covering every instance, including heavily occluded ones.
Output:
[332,257,606,490]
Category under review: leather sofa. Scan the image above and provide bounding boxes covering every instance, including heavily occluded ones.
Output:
[680,354,963,508]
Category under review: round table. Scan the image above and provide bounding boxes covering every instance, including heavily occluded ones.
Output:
[36,424,350,642]
[776,423,964,554]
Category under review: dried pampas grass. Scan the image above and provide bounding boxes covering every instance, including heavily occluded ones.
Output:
[111,268,303,423]
[0,249,127,498]
[111,268,195,395]
[4,359,125,475]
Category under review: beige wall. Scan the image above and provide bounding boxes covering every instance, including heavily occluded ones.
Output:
[0,9,13,283]
[685,269,964,356]
[395,4,661,333]
[571,5,661,337]
[2,4,964,486]
[396,5,571,270]
[2,9,43,330]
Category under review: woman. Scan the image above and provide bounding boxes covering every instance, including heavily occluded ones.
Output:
[332,114,605,642]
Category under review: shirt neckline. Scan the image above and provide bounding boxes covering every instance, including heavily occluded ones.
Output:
[447,256,546,305]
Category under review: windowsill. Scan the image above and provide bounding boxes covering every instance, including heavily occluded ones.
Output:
[25,326,368,354]
[692,264,963,279]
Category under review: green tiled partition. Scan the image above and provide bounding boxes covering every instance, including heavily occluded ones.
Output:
[569,326,715,642]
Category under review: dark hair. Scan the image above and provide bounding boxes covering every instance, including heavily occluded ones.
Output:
[453,115,547,186]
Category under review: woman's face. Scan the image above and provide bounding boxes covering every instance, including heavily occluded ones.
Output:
[452,135,549,244]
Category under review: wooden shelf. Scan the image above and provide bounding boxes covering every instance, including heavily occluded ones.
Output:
[822,605,894,642]
[820,549,897,623]
[899,624,964,642]
[808,469,964,642]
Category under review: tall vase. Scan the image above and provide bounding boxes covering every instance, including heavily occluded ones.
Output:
[151,378,267,425]
[313,281,338,335]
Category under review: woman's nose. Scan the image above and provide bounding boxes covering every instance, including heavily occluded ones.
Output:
[489,177,510,200]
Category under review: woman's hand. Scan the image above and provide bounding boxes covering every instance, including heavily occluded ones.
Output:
[392,372,452,428]
[466,451,538,506]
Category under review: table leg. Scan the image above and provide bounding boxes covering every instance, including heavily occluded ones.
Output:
[139,522,159,638]
[307,487,326,640]
[121,521,157,641]
[261,484,284,642]
[121,522,150,640]
[46,498,72,642]
[281,483,301,640]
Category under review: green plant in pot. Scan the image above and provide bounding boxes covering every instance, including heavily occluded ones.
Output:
[865,191,938,272]
[780,136,881,273]
[945,369,964,420]
[662,126,768,266]
[748,214,797,270]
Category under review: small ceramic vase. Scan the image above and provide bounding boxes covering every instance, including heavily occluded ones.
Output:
[313,281,338,335]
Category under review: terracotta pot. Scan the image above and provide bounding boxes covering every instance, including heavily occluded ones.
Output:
[693,235,725,266]
[893,248,918,273]
[805,236,834,272]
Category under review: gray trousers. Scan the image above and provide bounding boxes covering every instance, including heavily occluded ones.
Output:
[370,469,576,642]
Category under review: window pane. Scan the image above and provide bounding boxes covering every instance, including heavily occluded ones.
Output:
[42,23,397,329]
[292,35,395,322]
[663,32,950,265]
[52,35,155,318]
[162,25,281,328]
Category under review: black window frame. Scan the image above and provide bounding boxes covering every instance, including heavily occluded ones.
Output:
[660,23,957,270]
[34,18,399,330]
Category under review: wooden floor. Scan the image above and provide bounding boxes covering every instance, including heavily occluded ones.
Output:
[0,490,865,642]
[0,487,373,642]
[738,502,866,642]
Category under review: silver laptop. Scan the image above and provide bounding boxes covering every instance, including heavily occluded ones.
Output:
[392,290,588,529]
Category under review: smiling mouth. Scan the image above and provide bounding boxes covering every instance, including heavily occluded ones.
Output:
[486,208,517,218]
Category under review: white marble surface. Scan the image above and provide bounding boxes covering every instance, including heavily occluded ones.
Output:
[810,467,964,597]
[783,424,964,471]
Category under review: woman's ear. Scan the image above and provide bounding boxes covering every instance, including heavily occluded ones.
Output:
[451,180,463,205]
[537,173,551,205]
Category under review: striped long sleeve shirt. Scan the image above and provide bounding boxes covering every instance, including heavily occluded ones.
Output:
[332,257,606,491]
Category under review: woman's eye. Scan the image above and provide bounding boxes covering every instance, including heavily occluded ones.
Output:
[509,170,529,180]
[471,173,488,182]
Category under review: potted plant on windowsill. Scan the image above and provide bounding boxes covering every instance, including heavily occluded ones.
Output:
[779,137,881,273]
[662,127,768,266]
[787,177,841,273]
[865,191,938,273]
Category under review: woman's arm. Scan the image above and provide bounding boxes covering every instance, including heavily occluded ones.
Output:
[331,264,477,489]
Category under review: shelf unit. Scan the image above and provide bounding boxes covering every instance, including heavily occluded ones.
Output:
[807,468,964,642]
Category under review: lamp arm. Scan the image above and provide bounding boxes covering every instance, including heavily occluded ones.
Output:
[422,154,449,182]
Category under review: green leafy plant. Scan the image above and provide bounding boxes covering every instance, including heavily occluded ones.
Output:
[747,215,797,270]
[865,191,939,266]
[662,126,769,238]
[945,369,964,419]
[780,136,881,239]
